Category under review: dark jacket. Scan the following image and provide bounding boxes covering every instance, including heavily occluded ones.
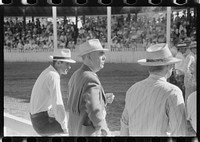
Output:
[67,64,109,136]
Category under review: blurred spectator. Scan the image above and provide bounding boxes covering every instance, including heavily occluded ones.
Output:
[183,41,196,103]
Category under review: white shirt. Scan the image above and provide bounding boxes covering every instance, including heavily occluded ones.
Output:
[184,52,195,75]
[30,65,68,130]
[187,91,196,132]
[184,52,196,86]
[175,52,185,75]
[120,74,187,136]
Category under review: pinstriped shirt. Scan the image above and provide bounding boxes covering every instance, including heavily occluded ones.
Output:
[120,74,187,136]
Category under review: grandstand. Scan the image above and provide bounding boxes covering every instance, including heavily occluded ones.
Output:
[4,7,196,56]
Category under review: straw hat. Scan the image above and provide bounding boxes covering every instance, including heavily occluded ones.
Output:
[138,43,182,66]
[78,39,109,57]
[50,49,76,63]
[184,37,191,45]
[189,41,197,49]
[176,42,187,48]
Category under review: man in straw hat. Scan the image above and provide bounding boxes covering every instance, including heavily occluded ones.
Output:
[30,49,76,136]
[120,43,187,136]
[67,39,114,136]
[173,42,187,95]
[183,41,196,104]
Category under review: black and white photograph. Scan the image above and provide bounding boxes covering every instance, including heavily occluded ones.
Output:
[2,1,198,141]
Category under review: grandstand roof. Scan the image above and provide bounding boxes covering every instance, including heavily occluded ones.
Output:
[3,6,188,17]
[3,6,125,17]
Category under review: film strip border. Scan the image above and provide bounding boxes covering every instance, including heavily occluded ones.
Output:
[0,0,199,6]
[2,137,199,142]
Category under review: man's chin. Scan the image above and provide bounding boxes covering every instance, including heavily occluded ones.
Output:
[101,64,105,68]
[64,70,69,75]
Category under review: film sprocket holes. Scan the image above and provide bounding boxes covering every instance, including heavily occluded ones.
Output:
[148,0,162,5]
[0,0,12,5]
[47,0,63,5]
[173,0,188,5]
[0,0,195,6]
[21,0,37,5]
[124,0,137,5]
[74,0,87,5]
[98,0,112,5]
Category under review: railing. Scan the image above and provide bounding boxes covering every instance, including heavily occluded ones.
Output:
[4,46,145,53]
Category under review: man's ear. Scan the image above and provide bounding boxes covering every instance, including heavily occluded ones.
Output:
[86,54,92,60]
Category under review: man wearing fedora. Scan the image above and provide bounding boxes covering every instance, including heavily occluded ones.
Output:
[120,43,187,136]
[183,41,196,103]
[173,42,187,95]
[30,49,76,136]
[67,39,113,136]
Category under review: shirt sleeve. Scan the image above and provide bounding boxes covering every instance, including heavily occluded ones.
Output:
[187,95,192,121]
[83,79,109,134]
[165,88,187,136]
[48,73,68,130]
[187,93,196,132]
[185,56,195,74]
[120,90,129,136]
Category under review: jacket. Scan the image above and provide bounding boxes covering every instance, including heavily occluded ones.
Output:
[67,64,110,136]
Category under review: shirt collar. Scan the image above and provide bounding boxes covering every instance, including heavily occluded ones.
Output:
[81,64,98,77]
[149,74,167,82]
[48,65,60,78]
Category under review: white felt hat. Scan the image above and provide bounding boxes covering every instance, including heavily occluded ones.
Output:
[50,49,76,63]
[78,39,109,57]
[138,43,182,66]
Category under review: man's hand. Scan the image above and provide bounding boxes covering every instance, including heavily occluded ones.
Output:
[105,93,115,104]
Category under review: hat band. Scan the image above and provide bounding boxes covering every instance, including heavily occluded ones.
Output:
[53,56,71,60]
[146,56,173,62]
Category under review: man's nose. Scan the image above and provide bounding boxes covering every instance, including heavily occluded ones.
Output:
[67,65,71,69]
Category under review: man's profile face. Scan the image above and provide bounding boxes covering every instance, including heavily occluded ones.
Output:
[57,61,71,75]
[89,51,106,72]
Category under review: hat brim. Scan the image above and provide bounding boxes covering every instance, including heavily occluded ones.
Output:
[137,58,182,66]
[50,56,76,63]
[78,48,109,57]
[189,46,196,48]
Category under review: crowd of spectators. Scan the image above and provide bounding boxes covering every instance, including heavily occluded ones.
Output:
[4,9,196,52]
[4,17,78,52]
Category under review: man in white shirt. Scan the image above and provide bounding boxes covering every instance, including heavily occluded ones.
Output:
[30,49,76,136]
[175,43,186,75]
[120,43,187,136]
[187,59,196,134]
[183,41,196,103]
[174,43,187,97]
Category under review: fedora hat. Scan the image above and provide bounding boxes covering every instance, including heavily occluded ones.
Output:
[50,49,76,63]
[138,43,182,66]
[78,39,109,57]
[189,41,197,48]
[184,37,191,43]
[176,42,187,48]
